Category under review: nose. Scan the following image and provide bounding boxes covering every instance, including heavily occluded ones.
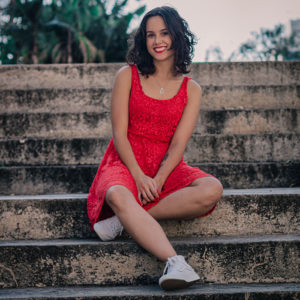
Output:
[154,35,163,45]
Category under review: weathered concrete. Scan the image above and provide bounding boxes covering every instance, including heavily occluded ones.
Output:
[0,88,111,114]
[1,109,299,139]
[198,108,300,135]
[190,61,300,86]
[0,62,299,90]
[0,189,299,240]
[187,133,300,163]
[0,61,299,297]
[0,137,109,166]
[0,283,299,299]
[1,134,299,166]
[0,162,299,195]
[1,85,299,114]
[0,235,299,288]
[201,85,300,110]
[0,112,112,139]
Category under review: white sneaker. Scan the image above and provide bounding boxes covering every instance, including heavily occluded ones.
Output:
[159,255,200,291]
[93,215,124,241]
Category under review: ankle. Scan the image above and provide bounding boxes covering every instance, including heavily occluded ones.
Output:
[164,253,179,262]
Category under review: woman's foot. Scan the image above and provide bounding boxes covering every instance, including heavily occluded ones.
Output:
[159,255,200,291]
[93,215,124,241]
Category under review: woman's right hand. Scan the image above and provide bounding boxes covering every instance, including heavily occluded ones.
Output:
[134,172,160,205]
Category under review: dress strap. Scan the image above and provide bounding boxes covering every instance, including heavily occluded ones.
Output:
[182,76,191,105]
[130,64,139,89]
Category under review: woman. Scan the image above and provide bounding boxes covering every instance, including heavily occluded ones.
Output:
[87,6,223,291]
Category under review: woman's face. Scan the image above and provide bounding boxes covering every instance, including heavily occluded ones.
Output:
[145,16,174,62]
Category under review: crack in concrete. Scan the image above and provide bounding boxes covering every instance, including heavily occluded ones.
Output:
[250,262,268,278]
[0,263,18,287]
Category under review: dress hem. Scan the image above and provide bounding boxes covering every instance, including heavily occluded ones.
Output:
[89,170,218,231]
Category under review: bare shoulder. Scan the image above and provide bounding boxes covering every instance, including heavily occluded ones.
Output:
[187,79,202,103]
[113,65,132,89]
[116,65,131,77]
[187,79,202,94]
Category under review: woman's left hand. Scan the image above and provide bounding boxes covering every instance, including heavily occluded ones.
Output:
[153,175,164,194]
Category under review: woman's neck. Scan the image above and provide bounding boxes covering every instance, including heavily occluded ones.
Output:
[153,59,176,79]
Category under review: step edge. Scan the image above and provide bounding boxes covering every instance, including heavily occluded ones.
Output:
[1,187,300,201]
[0,234,299,247]
[1,161,299,170]
[0,283,299,298]
[1,132,300,142]
[0,84,299,91]
[1,108,300,115]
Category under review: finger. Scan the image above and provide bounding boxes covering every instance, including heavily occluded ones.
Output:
[140,194,145,205]
[145,188,155,201]
[152,183,159,198]
[148,182,159,198]
[142,190,153,203]
[151,180,159,198]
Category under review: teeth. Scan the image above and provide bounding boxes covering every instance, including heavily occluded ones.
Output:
[155,47,165,51]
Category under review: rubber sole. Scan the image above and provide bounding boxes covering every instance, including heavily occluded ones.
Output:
[159,278,199,291]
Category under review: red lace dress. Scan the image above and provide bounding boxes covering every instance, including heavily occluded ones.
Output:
[87,64,216,229]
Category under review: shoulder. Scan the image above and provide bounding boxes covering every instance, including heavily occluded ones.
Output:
[113,65,132,88]
[186,78,202,102]
[115,64,132,80]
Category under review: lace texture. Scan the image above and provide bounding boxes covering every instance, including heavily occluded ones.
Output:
[87,64,215,229]
[163,255,193,275]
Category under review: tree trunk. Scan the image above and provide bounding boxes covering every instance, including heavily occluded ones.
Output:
[67,30,72,63]
[8,0,16,25]
[32,23,38,64]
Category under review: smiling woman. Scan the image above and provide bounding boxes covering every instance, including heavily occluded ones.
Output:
[127,6,196,75]
[145,16,174,65]
[87,6,223,292]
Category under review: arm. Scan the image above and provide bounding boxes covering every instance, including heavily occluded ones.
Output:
[153,79,202,191]
[111,66,159,203]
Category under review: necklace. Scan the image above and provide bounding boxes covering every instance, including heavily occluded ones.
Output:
[152,75,169,95]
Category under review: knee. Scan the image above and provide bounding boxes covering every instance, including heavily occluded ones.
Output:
[197,179,223,208]
[105,185,128,210]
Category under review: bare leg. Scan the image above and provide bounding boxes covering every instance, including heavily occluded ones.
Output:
[148,177,223,220]
[105,185,176,261]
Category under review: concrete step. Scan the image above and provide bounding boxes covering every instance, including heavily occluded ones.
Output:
[0,234,299,288]
[1,85,299,114]
[0,162,299,195]
[1,62,299,90]
[0,88,111,114]
[1,134,299,166]
[0,188,299,240]
[0,283,299,299]
[1,109,299,138]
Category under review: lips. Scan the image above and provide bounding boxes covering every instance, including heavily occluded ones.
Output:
[154,46,167,53]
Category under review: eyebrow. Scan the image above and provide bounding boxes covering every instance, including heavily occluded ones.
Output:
[146,28,168,33]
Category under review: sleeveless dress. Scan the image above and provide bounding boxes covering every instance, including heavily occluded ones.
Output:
[87,64,216,229]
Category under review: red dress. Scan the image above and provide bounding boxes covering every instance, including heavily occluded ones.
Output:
[87,64,216,229]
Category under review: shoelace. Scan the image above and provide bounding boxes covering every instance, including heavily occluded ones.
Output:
[163,256,192,275]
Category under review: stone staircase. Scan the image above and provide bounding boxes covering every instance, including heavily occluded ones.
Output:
[0,62,299,299]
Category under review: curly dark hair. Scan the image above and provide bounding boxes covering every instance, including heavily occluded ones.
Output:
[126,6,197,76]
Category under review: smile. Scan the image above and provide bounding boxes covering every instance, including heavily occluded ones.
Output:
[154,47,167,53]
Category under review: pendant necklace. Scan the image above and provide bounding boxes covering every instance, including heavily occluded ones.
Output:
[153,76,169,95]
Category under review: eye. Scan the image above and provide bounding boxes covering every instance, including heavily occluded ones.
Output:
[147,33,154,38]
[162,31,169,36]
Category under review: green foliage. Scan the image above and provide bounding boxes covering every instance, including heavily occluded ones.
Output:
[232,24,295,61]
[204,21,300,62]
[0,0,146,64]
